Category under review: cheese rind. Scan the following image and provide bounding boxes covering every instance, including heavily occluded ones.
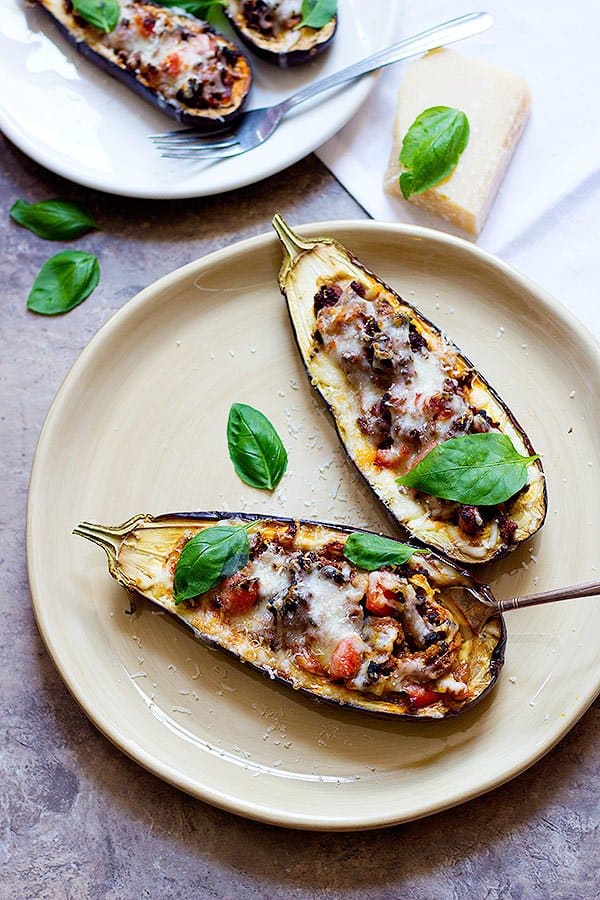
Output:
[384,49,531,235]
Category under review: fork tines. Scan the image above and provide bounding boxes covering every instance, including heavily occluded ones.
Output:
[150,129,241,160]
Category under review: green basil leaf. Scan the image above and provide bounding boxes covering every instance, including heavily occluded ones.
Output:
[397,433,539,506]
[399,106,470,199]
[344,533,422,571]
[227,403,288,491]
[158,0,224,18]
[298,0,337,29]
[173,524,250,603]
[27,251,100,316]
[72,0,120,32]
[10,199,98,241]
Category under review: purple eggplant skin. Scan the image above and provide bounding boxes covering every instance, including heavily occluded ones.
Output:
[224,5,337,67]
[35,1,252,130]
[79,509,506,723]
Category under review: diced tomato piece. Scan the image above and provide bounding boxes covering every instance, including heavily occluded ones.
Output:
[366,573,396,616]
[366,591,395,616]
[163,53,182,77]
[425,394,452,420]
[405,685,441,709]
[374,444,410,469]
[330,638,362,680]
[137,14,156,36]
[218,573,259,616]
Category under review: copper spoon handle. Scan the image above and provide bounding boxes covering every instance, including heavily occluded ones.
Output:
[497,580,600,613]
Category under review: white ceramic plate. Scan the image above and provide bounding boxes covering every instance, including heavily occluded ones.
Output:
[28,222,600,830]
[0,0,399,198]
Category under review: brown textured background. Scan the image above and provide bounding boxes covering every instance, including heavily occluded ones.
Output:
[1,134,598,899]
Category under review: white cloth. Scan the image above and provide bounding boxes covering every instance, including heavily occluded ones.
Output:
[317,0,600,336]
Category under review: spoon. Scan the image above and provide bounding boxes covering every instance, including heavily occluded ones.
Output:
[444,580,600,634]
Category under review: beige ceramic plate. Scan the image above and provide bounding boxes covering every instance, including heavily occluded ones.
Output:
[28,222,600,831]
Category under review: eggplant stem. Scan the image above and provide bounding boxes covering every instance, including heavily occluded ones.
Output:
[73,514,153,565]
[272,214,316,263]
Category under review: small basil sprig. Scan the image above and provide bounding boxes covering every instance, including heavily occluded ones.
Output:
[27,251,100,315]
[159,0,224,18]
[399,106,470,199]
[397,433,539,506]
[298,0,337,29]
[344,533,422,571]
[227,403,288,491]
[174,521,258,604]
[72,0,120,32]
[10,199,97,241]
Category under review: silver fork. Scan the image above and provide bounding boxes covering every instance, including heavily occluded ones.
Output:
[151,11,492,161]
[444,580,600,635]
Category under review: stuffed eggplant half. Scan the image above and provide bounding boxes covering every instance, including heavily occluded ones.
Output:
[74,512,505,720]
[273,216,547,565]
[37,0,252,128]
[224,1,337,65]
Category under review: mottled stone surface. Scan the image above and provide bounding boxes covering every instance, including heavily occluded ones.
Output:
[1,134,598,900]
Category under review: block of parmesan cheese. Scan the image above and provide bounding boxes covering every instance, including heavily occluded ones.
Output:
[384,49,531,235]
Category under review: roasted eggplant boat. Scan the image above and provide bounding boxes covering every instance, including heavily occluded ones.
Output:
[37,0,252,128]
[273,216,547,565]
[75,512,505,720]
[224,1,337,66]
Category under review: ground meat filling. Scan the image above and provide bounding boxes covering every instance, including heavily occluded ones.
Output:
[65,0,246,110]
[240,0,301,36]
[457,505,484,535]
[191,534,473,709]
[313,279,518,543]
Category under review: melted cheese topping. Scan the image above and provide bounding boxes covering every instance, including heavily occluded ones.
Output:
[312,279,533,552]
[91,1,239,106]
[317,281,470,474]
[176,530,473,702]
[253,545,291,599]
[238,0,302,35]
[297,566,365,656]
[263,0,302,19]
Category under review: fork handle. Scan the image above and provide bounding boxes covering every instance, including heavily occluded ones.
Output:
[281,12,493,113]
[498,580,600,613]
